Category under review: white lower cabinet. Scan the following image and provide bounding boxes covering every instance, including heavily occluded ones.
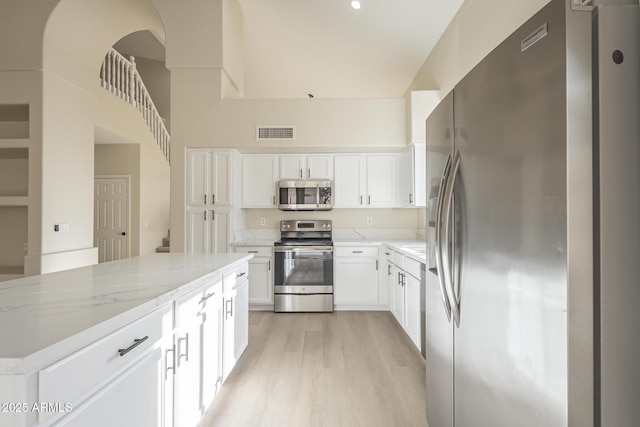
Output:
[169,276,223,427]
[392,263,405,324]
[36,306,170,427]
[222,266,249,381]
[388,250,422,352]
[187,208,231,254]
[234,245,274,309]
[334,246,386,309]
[55,349,163,427]
[404,269,421,350]
[166,265,249,427]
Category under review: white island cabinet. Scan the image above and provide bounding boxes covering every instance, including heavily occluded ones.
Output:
[0,253,252,427]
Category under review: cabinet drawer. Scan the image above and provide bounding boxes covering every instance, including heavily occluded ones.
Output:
[234,263,249,283]
[39,305,170,420]
[176,278,222,327]
[404,257,422,279]
[392,250,404,267]
[235,246,273,257]
[335,246,379,257]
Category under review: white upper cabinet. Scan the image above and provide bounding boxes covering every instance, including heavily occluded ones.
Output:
[402,143,427,207]
[334,154,400,208]
[279,154,333,180]
[366,154,399,207]
[334,155,366,207]
[187,149,234,207]
[241,155,278,208]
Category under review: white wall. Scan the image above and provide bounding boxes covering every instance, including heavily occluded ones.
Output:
[133,57,171,129]
[95,88,171,257]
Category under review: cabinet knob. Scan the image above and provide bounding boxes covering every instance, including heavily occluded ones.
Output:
[121,232,126,236]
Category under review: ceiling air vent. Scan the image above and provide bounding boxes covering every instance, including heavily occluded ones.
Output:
[256,126,296,141]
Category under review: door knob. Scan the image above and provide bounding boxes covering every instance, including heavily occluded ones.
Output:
[121,232,126,236]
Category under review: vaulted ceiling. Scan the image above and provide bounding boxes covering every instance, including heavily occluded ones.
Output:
[115,0,464,99]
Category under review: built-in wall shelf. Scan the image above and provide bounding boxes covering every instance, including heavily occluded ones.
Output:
[0,107,29,280]
[0,266,24,282]
[0,104,29,139]
[0,196,28,207]
[0,148,28,199]
[0,139,29,149]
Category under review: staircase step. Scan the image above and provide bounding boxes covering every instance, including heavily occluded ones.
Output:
[155,246,170,253]
[162,237,170,247]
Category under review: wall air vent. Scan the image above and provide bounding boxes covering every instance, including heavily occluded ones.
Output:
[256,126,296,141]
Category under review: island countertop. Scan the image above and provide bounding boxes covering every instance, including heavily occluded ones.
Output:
[0,253,252,375]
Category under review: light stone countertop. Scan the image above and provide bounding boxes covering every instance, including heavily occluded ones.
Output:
[334,240,427,264]
[0,253,252,375]
[230,240,275,247]
[231,237,427,263]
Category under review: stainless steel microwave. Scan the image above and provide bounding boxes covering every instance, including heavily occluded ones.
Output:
[277,180,333,211]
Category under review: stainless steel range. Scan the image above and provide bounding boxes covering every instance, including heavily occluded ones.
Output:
[274,220,333,312]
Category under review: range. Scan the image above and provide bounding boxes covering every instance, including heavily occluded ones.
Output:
[273,220,334,312]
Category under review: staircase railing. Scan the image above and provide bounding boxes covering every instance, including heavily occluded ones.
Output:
[100,48,170,163]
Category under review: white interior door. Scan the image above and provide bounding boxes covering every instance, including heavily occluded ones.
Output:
[95,177,130,263]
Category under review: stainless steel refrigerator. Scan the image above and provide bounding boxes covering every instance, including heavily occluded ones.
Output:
[425,1,640,426]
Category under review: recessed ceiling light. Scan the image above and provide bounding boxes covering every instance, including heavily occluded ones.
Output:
[351,1,361,10]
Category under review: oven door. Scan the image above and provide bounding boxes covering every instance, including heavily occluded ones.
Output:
[274,246,333,292]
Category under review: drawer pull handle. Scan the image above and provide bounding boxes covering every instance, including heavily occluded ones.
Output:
[199,292,216,304]
[352,250,363,254]
[248,250,259,253]
[118,336,149,357]
[236,272,246,278]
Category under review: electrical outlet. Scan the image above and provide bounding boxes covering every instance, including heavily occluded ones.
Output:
[260,217,266,226]
[54,223,70,232]
[366,217,373,226]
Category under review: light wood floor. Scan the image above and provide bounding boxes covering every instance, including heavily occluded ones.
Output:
[200,311,427,427]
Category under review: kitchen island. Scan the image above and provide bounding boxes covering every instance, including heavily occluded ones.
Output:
[0,253,252,427]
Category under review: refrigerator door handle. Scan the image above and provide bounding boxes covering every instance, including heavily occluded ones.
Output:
[434,154,453,322]
[442,150,462,327]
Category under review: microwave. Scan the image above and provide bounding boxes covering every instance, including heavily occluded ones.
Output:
[277,180,333,211]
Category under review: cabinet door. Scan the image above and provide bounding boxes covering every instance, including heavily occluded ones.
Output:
[385,259,395,312]
[404,272,421,351]
[334,155,365,207]
[222,287,237,381]
[188,150,233,207]
[241,155,278,207]
[188,150,209,206]
[211,151,232,206]
[392,266,405,325]
[233,279,249,360]
[248,257,273,305]
[366,154,399,207]
[307,155,333,179]
[211,210,230,253]
[279,155,305,179]
[55,350,162,427]
[201,285,223,408]
[186,209,229,254]
[334,257,379,304]
[174,317,203,427]
[186,209,211,253]
[402,147,416,207]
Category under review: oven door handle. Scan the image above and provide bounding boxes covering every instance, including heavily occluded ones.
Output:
[274,246,333,253]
